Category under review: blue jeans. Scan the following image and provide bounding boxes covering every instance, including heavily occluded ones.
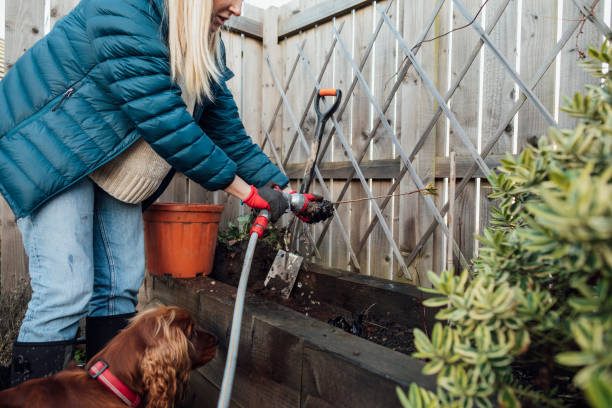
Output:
[17,178,144,342]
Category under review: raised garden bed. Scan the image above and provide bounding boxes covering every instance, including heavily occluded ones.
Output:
[212,241,437,355]
[141,241,436,407]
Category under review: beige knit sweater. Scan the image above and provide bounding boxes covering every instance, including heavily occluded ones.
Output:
[89,88,196,203]
[89,139,171,204]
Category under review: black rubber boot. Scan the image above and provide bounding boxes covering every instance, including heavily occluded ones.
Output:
[86,313,136,362]
[0,365,10,390]
[9,340,74,387]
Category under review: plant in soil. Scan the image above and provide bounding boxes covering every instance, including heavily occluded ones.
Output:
[398,41,612,408]
[218,213,283,249]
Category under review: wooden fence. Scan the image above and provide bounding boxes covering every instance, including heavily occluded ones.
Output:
[258,0,609,285]
[0,0,4,79]
[1,0,610,294]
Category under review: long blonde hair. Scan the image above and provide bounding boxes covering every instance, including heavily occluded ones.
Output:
[165,0,222,104]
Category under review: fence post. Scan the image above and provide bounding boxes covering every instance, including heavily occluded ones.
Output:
[50,0,80,27]
[0,0,4,293]
[447,152,456,272]
[261,7,282,158]
[2,0,45,294]
[398,0,444,286]
[0,0,4,77]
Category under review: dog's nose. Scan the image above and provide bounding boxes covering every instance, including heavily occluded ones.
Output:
[199,329,218,346]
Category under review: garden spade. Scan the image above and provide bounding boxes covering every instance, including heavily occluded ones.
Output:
[264,88,342,299]
[264,249,303,298]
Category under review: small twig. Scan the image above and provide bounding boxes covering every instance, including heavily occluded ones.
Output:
[576,0,602,60]
[332,185,438,205]
[362,303,377,317]
[417,0,491,47]
[387,0,490,92]
[364,320,387,330]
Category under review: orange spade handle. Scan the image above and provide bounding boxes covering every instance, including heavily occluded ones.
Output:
[319,88,337,97]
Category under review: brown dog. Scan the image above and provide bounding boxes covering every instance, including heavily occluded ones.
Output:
[0,306,217,408]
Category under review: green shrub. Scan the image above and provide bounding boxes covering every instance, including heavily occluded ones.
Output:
[398,41,612,408]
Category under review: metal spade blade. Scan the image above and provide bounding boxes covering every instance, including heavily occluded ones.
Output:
[264,250,303,299]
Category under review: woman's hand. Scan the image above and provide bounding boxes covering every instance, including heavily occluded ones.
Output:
[225,177,288,222]
[242,183,288,222]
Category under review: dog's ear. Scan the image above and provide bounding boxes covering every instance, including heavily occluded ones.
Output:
[139,311,192,408]
[177,315,193,337]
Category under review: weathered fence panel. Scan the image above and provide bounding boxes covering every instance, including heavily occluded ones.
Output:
[2,0,610,292]
[267,0,609,285]
[331,10,354,273]
[0,0,4,77]
[402,0,448,285]
[1,0,45,294]
[560,0,604,130]
[50,0,79,26]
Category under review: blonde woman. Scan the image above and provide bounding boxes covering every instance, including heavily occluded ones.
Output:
[0,0,327,388]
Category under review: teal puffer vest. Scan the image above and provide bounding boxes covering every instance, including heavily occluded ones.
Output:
[0,0,288,219]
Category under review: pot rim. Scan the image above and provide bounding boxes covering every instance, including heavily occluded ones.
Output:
[145,202,225,213]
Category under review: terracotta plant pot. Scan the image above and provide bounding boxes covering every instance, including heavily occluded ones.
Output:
[143,203,224,278]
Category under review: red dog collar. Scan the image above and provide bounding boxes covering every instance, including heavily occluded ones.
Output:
[89,359,141,407]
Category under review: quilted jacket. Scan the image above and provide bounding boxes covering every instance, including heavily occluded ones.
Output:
[0,0,288,219]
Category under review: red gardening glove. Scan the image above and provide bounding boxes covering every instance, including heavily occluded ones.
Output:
[243,183,288,222]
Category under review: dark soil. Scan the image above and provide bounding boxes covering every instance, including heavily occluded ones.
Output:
[301,199,335,224]
[212,240,416,355]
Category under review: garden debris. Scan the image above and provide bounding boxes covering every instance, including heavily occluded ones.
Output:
[0,284,31,367]
[328,315,363,336]
[0,283,31,388]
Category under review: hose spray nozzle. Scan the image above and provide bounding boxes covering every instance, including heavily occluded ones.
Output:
[282,192,307,214]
